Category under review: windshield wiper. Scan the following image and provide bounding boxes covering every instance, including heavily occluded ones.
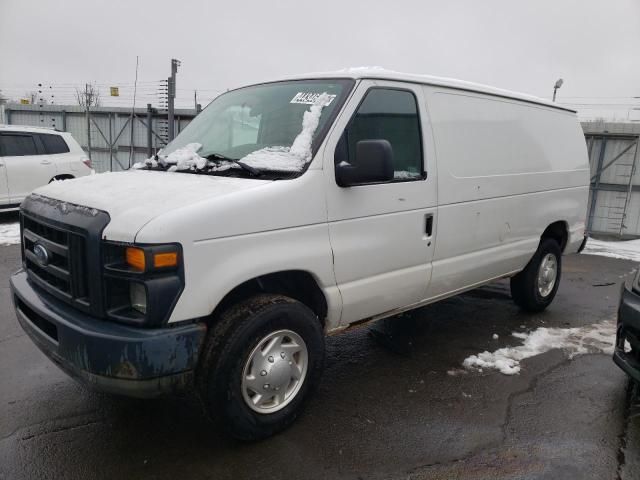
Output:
[204,152,261,176]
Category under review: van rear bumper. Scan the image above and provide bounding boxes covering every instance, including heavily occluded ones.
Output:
[614,284,640,383]
[10,270,207,398]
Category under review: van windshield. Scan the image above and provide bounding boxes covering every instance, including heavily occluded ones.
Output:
[144,79,353,176]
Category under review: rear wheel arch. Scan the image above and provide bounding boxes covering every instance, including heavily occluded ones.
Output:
[49,174,75,183]
[541,221,569,252]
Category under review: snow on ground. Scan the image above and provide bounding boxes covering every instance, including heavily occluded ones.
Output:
[0,222,20,246]
[462,319,616,375]
[582,237,640,262]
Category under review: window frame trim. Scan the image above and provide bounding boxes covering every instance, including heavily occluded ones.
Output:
[0,132,41,157]
[38,133,70,155]
[336,85,427,187]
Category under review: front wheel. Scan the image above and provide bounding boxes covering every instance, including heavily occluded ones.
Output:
[510,238,562,312]
[197,294,325,441]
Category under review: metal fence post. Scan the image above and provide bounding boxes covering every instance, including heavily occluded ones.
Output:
[5,108,10,124]
[587,137,607,233]
[61,110,67,131]
[620,136,640,237]
[108,112,113,172]
[147,104,153,157]
[86,113,92,159]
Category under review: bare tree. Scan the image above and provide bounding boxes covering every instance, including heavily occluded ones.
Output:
[75,84,101,108]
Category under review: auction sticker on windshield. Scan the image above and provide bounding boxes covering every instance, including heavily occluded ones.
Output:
[290,92,336,105]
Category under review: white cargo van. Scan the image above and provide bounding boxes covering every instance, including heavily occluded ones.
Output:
[11,69,589,440]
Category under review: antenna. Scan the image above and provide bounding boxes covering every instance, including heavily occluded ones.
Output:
[129,55,139,167]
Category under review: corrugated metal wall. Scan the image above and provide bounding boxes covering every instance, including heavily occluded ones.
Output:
[584,122,640,238]
[3,104,196,173]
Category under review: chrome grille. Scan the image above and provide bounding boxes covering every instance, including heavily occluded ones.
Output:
[22,214,90,310]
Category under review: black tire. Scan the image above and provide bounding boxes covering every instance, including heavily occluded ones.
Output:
[510,238,562,312]
[197,294,325,441]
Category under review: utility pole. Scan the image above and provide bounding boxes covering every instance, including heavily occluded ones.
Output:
[167,58,181,142]
[85,83,92,161]
[146,103,155,157]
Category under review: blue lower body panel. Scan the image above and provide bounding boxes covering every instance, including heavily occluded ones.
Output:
[11,270,207,398]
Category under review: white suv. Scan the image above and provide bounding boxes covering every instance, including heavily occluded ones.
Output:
[0,125,92,211]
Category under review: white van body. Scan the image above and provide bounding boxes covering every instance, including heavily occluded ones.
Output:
[0,125,92,211]
[34,70,588,330]
[11,69,589,439]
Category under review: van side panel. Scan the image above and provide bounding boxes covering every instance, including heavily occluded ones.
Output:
[136,170,343,329]
[425,87,589,298]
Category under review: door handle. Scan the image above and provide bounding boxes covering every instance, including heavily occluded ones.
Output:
[40,160,52,165]
[425,214,434,237]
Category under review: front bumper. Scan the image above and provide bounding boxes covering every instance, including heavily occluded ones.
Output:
[10,270,207,398]
[614,284,640,383]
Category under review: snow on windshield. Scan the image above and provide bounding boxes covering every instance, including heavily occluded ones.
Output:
[132,93,330,174]
[239,92,330,172]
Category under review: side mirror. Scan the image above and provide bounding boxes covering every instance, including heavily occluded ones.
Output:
[335,139,394,187]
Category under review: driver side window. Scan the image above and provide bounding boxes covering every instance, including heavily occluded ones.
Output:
[338,88,423,181]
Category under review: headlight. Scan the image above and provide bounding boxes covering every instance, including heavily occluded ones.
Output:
[129,282,147,314]
[102,242,184,327]
[124,246,179,272]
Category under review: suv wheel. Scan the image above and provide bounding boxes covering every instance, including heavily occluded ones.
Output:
[510,238,562,312]
[197,294,325,441]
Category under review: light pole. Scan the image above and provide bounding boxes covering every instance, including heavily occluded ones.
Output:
[552,78,564,102]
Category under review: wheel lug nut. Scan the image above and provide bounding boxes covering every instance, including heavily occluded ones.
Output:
[268,356,274,363]
[263,384,270,390]
[260,370,267,376]
[280,352,286,359]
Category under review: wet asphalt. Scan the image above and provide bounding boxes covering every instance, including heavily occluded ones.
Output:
[0,210,639,479]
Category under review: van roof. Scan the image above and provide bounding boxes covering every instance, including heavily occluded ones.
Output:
[0,124,62,133]
[284,67,576,113]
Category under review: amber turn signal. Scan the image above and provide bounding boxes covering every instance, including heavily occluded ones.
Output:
[153,252,178,269]
[125,247,146,271]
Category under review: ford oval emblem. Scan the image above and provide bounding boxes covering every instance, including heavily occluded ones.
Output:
[33,244,50,266]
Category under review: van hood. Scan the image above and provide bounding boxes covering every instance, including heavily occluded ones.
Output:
[32,171,271,242]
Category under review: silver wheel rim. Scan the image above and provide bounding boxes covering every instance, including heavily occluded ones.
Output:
[241,329,308,414]
[537,253,558,297]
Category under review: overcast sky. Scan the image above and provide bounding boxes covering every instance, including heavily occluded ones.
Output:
[1,0,639,118]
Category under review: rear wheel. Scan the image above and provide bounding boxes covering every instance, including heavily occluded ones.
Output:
[197,294,325,441]
[510,238,562,312]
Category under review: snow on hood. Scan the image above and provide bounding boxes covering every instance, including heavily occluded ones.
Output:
[133,142,236,173]
[32,170,270,242]
[162,142,207,171]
